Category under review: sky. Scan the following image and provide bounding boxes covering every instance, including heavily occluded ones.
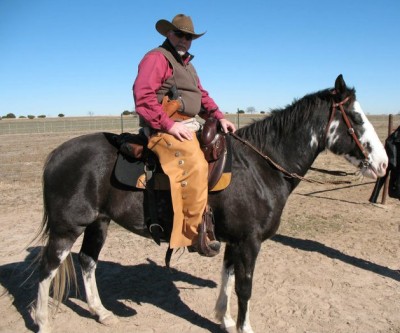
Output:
[0,0,399,118]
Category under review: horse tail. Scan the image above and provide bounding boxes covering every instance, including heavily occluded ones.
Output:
[29,148,54,245]
[29,149,78,310]
[51,253,77,310]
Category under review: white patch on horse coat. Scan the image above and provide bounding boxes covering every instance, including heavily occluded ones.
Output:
[34,271,57,333]
[326,120,340,147]
[310,132,318,149]
[34,251,70,332]
[240,301,254,333]
[215,266,236,330]
[82,260,114,322]
[57,250,69,263]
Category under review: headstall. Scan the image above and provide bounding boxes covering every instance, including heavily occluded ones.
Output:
[326,94,370,167]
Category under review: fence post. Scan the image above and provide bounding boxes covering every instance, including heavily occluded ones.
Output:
[381,114,393,205]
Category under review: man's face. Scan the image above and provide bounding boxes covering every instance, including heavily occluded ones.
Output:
[167,30,193,56]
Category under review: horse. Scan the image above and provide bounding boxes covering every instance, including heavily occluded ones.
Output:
[32,75,388,333]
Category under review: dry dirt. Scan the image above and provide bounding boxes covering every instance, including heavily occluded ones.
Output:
[0,118,399,333]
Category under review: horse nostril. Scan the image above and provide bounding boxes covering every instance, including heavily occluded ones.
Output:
[380,162,388,173]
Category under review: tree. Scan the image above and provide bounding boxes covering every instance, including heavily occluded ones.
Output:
[28,115,35,119]
[122,110,132,116]
[237,110,245,114]
[58,114,65,117]
[246,106,256,114]
[5,113,16,119]
[38,115,46,118]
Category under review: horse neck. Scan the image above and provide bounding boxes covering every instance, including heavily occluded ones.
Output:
[238,103,330,177]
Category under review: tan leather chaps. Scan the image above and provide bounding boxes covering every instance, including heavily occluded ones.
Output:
[148,132,208,248]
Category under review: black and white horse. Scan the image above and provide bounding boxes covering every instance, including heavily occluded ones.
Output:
[33,75,387,333]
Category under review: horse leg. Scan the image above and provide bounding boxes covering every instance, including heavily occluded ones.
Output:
[78,218,117,326]
[234,240,261,333]
[34,233,78,333]
[215,244,236,332]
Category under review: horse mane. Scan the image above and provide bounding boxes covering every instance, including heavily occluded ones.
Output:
[236,87,355,148]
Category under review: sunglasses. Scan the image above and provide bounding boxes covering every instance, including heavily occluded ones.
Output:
[173,30,193,41]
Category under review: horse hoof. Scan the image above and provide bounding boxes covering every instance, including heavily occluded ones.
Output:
[99,313,118,326]
[223,325,237,333]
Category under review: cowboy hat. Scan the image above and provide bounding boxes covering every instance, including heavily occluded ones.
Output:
[155,14,205,40]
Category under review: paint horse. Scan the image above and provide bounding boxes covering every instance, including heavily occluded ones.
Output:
[33,75,387,333]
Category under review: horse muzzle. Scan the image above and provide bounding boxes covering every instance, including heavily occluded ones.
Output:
[359,159,387,179]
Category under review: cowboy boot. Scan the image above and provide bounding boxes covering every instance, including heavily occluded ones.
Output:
[196,206,220,257]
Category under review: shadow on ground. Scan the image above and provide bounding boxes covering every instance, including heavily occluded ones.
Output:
[0,247,223,333]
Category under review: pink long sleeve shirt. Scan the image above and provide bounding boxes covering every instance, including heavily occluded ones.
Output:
[133,50,224,132]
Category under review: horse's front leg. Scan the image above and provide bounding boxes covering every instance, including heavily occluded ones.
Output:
[234,239,261,333]
[78,219,118,326]
[215,244,236,331]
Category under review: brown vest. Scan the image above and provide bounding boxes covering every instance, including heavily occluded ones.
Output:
[154,47,202,117]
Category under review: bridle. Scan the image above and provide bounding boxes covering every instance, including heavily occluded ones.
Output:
[326,93,371,168]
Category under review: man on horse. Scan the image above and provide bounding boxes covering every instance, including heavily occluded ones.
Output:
[132,14,236,256]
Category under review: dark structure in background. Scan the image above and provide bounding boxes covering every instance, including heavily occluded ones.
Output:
[370,125,400,202]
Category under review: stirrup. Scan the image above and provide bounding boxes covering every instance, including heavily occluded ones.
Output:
[197,206,220,257]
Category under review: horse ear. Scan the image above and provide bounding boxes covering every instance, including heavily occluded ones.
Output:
[334,74,346,94]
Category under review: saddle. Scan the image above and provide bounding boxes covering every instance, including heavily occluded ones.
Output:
[115,118,232,191]
[113,118,232,257]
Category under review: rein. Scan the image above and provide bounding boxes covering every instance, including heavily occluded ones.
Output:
[229,132,351,185]
[229,94,375,185]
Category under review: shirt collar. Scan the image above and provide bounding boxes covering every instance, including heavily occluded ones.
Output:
[161,39,194,65]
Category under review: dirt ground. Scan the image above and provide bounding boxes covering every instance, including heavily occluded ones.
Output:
[0,117,399,333]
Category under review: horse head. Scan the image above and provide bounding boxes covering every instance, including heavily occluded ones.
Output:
[326,75,388,179]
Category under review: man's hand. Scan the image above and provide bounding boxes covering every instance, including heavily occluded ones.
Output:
[219,118,237,133]
[167,122,193,141]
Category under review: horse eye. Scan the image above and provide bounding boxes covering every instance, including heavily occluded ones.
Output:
[349,112,363,125]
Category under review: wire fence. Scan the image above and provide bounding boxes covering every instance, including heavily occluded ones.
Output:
[0,116,140,135]
[0,114,268,185]
[0,113,270,136]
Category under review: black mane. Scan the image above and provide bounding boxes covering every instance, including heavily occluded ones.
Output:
[236,87,355,149]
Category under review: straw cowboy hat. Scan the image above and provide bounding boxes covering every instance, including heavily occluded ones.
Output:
[156,14,206,40]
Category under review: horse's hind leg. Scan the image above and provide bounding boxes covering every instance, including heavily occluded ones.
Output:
[34,233,79,333]
[215,244,236,331]
[78,218,117,326]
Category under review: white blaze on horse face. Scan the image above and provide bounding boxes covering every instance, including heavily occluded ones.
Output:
[344,101,388,179]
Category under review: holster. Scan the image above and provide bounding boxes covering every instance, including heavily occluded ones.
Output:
[162,96,191,121]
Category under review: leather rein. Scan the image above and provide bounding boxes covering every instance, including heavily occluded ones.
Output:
[229,95,370,185]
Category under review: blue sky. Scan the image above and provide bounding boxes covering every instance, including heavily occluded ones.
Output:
[1,0,399,117]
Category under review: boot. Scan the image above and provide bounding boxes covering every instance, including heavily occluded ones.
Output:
[196,206,220,257]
